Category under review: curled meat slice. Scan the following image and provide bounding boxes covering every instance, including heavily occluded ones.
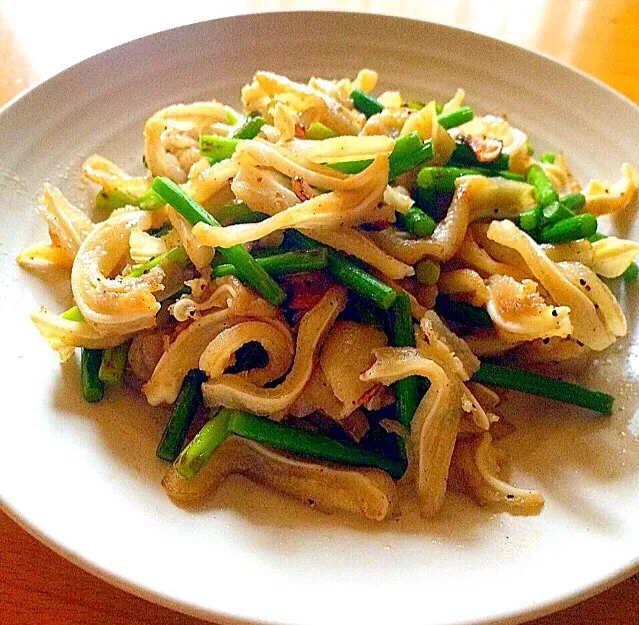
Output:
[284,135,394,164]
[288,365,346,420]
[162,436,398,521]
[128,330,169,382]
[245,71,365,136]
[320,321,388,418]
[442,88,465,112]
[582,163,638,216]
[36,184,94,259]
[401,101,455,165]
[71,209,163,335]
[82,154,150,197]
[383,185,414,214]
[167,208,213,270]
[438,269,488,307]
[202,287,347,416]
[456,229,527,280]
[143,309,234,405]
[515,336,589,364]
[193,155,388,248]
[307,228,414,279]
[182,157,238,207]
[170,276,241,322]
[371,175,534,265]
[233,140,351,191]
[30,308,132,362]
[231,163,298,215]
[420,311,480,377]
[351,68,378,93]
[199,319,294,388]
[487,220,615,351]
[464,331,520,358]
[129,229,166,263]
[16,242,74,271]
[557,261,626,338]
[362,347,462,518]
[540,154,580,195]
[541,240,594,265]
[449,433,544,515]
[361,108,410,138]
[144,101,237,183]
[486,275,572,343]
[590,236,639,278]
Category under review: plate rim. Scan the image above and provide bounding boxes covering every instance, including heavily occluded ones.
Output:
[1,10,638,625]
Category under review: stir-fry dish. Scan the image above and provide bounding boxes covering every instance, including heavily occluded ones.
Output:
[17,70,639,521]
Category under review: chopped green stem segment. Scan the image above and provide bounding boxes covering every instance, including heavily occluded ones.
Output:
[152,177,286,306]
[417,165,524,192]
[396,206,436,238]
[81,348,104,403]
[559,192,586,213]
[519,207,542,232]
[472,362,613,415]
[327,132,433,180]
[199,135,239,164]
[96,189,137,212]
[138,188,166,211]
[539,213,597,244]
[98,342,129,386]
[417,166,483,193]
[126,246,189,279]
[540,152,556,164]
[96,188,164,212]
[176,407,407,480]
[541,201,575,226]
[527,163,558,207]
[435,295,493,327]
[328,159,372,175]
[434,102,444,115]
[227,409,407,479]
[390,295,420,429]
[212,249,328,278]
[406,101,425,111]
[391,132,423,159]
[351,88,384,117]
[342,293,386,329]
[623,262,639,283]
[498,171,526,182]
[174,408,232,479]
[306,122,337,140]
[415,260,440,285]
[520,193,586,233]
[62,306,84,322]
[214,201,266,226]
[288,231,397,309]
[449,143,510,171]
[437,106,473,129]
[232,115,266,140]
[389,141,434,179]
[157,370,207,462]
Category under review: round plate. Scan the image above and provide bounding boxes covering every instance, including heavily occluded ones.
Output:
[1,12,638,625]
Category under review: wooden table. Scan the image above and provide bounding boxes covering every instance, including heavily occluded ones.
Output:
[1,1,638,623]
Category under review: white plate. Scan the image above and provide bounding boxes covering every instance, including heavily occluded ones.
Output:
[1,12,639,625]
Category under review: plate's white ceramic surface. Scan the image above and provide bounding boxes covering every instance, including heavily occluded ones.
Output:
[1,12,639,625]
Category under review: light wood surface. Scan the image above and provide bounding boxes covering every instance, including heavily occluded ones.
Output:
[1,1,638,623]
